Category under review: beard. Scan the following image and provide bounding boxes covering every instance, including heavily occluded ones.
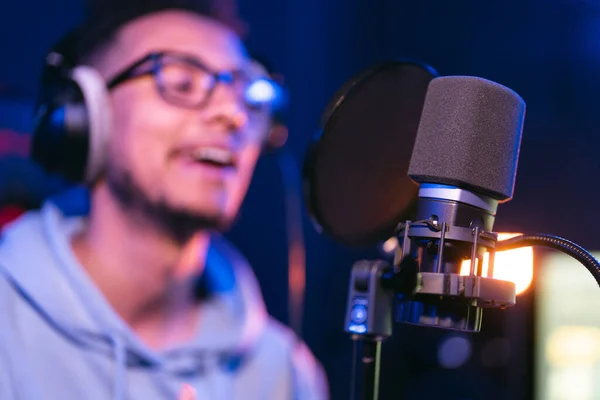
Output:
[105,161,231,245]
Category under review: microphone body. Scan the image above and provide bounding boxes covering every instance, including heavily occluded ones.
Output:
[394,76,525,332]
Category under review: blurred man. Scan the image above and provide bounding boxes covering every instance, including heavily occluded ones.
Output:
[0,0,328,399]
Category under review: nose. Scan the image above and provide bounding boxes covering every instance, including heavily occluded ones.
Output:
[203,85,249,131]
[230,108,249,130]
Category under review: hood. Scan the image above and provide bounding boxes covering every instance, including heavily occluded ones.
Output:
[0,187,269,400]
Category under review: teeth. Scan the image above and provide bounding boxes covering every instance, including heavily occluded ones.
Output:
[192,147,233,165]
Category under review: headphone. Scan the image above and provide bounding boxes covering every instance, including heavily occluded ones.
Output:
[31,30,114,184]
[31,31,288,185]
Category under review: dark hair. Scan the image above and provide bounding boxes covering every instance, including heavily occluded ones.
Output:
[67,0,246,66]
[34,0,247,130]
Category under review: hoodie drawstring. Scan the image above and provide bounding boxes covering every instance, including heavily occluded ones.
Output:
[110,335,127,400]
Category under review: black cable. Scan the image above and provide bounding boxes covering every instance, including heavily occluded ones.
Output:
[351,340,359,400]
[275,147,306,338]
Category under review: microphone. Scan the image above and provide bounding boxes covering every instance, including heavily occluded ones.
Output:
[391,75,526,332]
[304,61,600,400]
[337,74,527,400]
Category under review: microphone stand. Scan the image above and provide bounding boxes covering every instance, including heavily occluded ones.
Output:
[351,338,382,400]
[345,260,393,400]
[344,227,600,400]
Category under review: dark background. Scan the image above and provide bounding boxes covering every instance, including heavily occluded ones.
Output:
[2,0,600,399]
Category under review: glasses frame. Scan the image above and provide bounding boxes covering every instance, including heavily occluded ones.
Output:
[106,51,256,109]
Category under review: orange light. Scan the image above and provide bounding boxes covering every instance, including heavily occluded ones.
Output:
[460,233,534,295]
[381,236,399,254]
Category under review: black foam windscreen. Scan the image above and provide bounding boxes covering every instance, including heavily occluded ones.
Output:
[303,61,438,246]
[408,76,525,201]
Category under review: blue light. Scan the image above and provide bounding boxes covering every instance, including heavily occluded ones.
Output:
[245,78,287,112]
[246,78,277,103]
[348,324,367,334]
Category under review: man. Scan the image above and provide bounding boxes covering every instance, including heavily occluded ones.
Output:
[0,1,328,399]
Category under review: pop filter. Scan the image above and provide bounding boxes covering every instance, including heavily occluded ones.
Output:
[303,60,438,246]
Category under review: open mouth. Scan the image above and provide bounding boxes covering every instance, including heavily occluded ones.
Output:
[190,147,236,169]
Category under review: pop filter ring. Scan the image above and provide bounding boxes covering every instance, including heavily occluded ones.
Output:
[303,59,439,246]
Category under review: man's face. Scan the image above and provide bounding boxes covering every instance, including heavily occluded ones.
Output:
[98,11,266,234]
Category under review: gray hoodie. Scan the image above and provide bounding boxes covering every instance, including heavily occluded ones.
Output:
[0,192,328,400]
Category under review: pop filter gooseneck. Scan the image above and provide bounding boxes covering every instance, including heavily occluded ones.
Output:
[303,61,438,247]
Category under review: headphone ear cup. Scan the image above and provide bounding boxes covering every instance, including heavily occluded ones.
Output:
[69,66,113,183]
[31,76,90,183]
[31,66,112,184]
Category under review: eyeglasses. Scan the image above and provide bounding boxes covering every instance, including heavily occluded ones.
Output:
[108,51,278,109]
[105,51,283,139]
